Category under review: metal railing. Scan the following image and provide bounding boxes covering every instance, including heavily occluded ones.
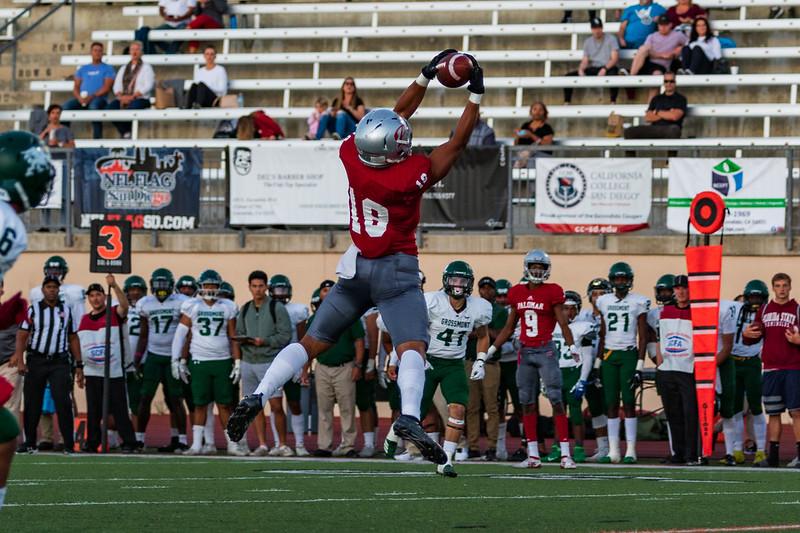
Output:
[20,143,800,251]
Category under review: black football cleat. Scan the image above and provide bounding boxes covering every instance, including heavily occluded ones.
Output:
[392,415,448,465]
[227,394,263,442]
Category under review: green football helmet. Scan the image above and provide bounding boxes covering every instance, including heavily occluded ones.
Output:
[654,274,676,305]
[197,269,223,300]
[219,281,235,301]
[310,288,321,311]
[0,130,55,211]
[563,290,582,313]
[743,279,769,311]
[123,275,147,300]
[150,268,175,302]
[269,274,292,303]
[175,275,197,296]
[442,260,474,299]
[586,278,612,299]
[608,262,634,294]
[495,278,512,297]
[43,255,69,281]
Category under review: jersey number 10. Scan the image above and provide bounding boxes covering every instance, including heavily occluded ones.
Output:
[349,187,388,238]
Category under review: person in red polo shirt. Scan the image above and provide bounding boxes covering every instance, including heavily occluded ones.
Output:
[743,272,800,468]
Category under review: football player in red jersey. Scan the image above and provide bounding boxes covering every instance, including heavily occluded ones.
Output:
[486,249,580,469]
[228,50,484,465]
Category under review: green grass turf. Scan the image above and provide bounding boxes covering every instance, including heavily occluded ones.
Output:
[3,455,800,532]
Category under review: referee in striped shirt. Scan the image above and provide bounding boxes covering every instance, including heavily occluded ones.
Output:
[11,275,83,453]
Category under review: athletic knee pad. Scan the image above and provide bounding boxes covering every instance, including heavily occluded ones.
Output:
[592,415,608,429]
[447,416,465,431]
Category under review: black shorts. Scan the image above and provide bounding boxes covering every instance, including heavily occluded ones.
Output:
[762,369,800,415]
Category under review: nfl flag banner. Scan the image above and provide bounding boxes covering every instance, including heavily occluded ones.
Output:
[534,158,651,233]
[667,158,787,234]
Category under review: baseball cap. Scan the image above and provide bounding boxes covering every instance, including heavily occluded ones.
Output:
[590,17,603,28]
[673,275,689,288]
[42,275,61,287]
[478,276,496,288]
[86,283,105,295]
[319,279,335,290]
[656,14,671,24]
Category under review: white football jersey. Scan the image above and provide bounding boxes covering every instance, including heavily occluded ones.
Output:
[285,302,309,343]
[137,293,189,357]
[718,299,737,351]
[553,320,596,369]
[182,297,237,361]
[0,201,27,282]
[597,292,650,350]
[426,291,492,360]
[576,308,602,356]
[30,282,86,323]
[361,307,379,350]
[730,301,762,357]
[127,303,142,361]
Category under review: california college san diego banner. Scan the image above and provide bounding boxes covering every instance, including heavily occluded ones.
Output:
[667,158,787,234]
[74,148,202,230]
[534,158,652,233]
[228,142,348,226]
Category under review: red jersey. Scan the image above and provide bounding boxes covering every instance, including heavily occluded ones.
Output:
[752,299,800,370]
[339,135,433,258]
[508,282,565,347]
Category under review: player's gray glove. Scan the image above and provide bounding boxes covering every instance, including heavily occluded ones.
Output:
[171,359,190,384]
[229,359,241,385]
[377,369,389,389]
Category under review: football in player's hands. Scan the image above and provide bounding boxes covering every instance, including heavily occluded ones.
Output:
[465,55,485,95]
[436,52,474,88]
[422,48,458,79]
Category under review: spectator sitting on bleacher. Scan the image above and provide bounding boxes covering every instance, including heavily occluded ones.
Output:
[618,0,667,49]
[315,77,365,140]
[514,102,554,156]
[623,71,686,139]
[236,111,285,140]
[678,17,720,75]
[185,45,227,108]
[107,41,155,139]
[61,42,115,140]
[629,15,687,98]
[666,0,706,33]
[564,18,620,105]
[38,105,75,148]
[304,97,329,140]
[154,0,196,54]
[187,0,228,54]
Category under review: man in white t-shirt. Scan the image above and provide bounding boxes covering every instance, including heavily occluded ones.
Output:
[155,0,197,54]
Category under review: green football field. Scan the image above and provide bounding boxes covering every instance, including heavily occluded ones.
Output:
[3,455,800,532]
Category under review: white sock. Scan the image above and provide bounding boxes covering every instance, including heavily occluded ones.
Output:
[170,428,179,438]
[254,343,309,403]
[270,412,280,447]
[497,422,507,450]
[753,412,767,451]
[443,440,457,465]
[427,432,440,444]
[596,436,609,454]
[397,350,425,420]
[0,486,6,510]
[559,440,571,458]
[204,406,215,445]
[291,414,305,447]
[363,431,375,449]
[624,417,637,456]
[733,412,745,452]
[135,432,145,443]
[608,418,621,457]
[178,434,187,445]
[722,417,736,455]
[527,441,540,459]
[191,425,204,449]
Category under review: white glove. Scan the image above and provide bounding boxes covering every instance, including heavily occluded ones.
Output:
[230,359,241,384]
[172,359,190,384]
[377,369,389,389]
[569,344,581,364]
[470,359,486,381]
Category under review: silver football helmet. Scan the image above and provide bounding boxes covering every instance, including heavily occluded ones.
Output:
[354,108,412,168]
[523,249,551,283]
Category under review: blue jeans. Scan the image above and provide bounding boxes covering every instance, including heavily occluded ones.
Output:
[153,21,187,54]
[107,98,151,137]
[63,97,107,139]
[315,111,357,139]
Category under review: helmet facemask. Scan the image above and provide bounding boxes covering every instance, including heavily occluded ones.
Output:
[199,283,220,302]
[270,285,290,303]
[152,279,173,302]
[525,262,551,284]
[444,275,473,300]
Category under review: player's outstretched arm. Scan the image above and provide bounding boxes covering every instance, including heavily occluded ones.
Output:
[487,307,517,358]
[394,49,457,120]
[428,55,483,184]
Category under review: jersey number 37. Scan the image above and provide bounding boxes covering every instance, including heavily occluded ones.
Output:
[349,188,388,238]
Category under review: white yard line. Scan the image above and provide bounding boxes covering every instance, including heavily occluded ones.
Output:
[635,525,800,532]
